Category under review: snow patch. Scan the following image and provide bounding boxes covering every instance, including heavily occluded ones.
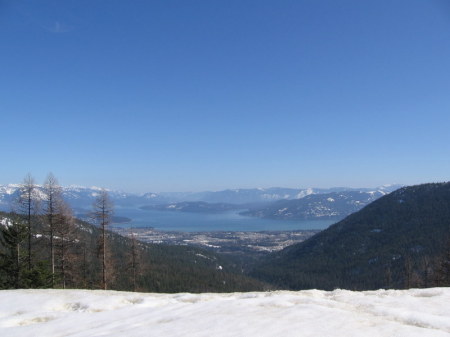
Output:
[0,288,449,336]
[0,217,12,228]
[295,188,314,199]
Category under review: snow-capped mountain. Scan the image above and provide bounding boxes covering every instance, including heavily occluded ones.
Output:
[241,190,390,220]
[0,185,170,211]
[0,184,402,213]
[158,185,401,205]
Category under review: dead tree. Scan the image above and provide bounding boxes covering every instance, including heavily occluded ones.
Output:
[15,173,40,271]
[92,189,114,290]
[128,228,141,292]
[404,255,413,289]
[436,238,450,286]
[55,201,77,289]
[82,243,88,289]
[43,173,63,288]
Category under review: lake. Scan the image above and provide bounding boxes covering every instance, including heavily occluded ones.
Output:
[113,207,336,232]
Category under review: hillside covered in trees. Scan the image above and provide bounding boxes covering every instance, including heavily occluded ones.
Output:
[0,211,268,292]
[251,183,450,290]
[0,174,267,293]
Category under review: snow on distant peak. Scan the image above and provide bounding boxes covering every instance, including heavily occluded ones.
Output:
[0,184,22,196]
[0,217,12,228]
[34,189,47,200]
[3,185,19,194]
[65,185,87,190]
[295,188,314,199]
[90,186,109,191]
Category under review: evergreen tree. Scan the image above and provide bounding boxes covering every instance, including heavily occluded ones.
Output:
[0,216,26,288]
[436,238,450,286]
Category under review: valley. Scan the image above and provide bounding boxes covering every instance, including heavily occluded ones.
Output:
[112,226,319,256]
[2,181,449,293]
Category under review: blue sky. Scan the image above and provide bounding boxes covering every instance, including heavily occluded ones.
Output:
[1,0,450,192]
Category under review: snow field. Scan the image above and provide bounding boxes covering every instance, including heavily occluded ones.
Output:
[0,288,449,337]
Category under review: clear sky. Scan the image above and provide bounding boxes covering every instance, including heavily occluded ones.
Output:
[1,0,450,193]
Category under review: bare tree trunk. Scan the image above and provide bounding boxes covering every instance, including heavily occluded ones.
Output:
[83,244,87,289]
[92,190,113,290]
[16,242,20,287]
[130,229,138,292]
[44,173,62,288]
[62,234,66,289]
[54,200,77,289]
[404,256,412,289]
[132,240,137,292]
[50,197,55,287]
[16,174,39,271]
[385,265,392,289]
[102,222,106,290]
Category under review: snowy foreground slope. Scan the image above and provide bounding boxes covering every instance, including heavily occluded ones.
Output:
[0,288,449,337]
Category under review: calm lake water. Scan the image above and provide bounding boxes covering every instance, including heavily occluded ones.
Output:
[113,207,336,232]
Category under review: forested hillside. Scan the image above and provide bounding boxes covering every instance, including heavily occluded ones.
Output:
[0,210,267,292]
[0,174,267,292]
[251,183,450,290]
[241,190,386,220]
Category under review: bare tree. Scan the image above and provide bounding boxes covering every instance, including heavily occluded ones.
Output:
[15,173,40,271]
[384,265,392,289]
[435,238,450,286]
[81,242,88,289]
[442,245,450,286]
[43,173,63,288]
[55,201,77,289]
[128,228,141,292]
[92,189,113,290]
[404,255,413,289]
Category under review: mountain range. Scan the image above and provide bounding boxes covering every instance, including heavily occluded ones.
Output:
[241,190,387,220]
[1,182,449,292]
[0,184,402,220]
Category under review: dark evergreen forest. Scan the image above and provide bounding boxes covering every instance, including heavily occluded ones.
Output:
[251,183,450,290]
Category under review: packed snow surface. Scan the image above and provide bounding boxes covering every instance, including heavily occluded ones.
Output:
[0,288,449,337]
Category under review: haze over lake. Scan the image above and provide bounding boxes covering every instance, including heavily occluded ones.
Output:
[112,208,335,232]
